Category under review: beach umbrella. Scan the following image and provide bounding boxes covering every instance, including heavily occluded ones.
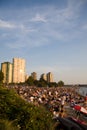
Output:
[74,105,87,115]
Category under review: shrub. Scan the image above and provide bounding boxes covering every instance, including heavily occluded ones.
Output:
[0,119,19,130]
[0,86,54,130]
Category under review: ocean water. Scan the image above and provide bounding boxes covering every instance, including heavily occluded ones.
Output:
[79,86,87,96]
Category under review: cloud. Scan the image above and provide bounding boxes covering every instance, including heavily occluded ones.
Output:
[7,42,26,49]
[19,24,36,33]
[30,13,47,23]
[0,19,34,33]
[0,19,16,28]
[0,0,86,50]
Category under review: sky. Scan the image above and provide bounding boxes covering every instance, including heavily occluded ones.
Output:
[0,0,87,84]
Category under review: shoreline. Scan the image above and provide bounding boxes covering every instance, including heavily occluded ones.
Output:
[8,85,87,123]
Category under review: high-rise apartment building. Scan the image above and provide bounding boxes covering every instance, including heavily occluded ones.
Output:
[41,73,47,81]
[12,58,25,83]
[25,74,29,81]
[31,72,37,80]
[1,62,12,83]
[47,72,53,83]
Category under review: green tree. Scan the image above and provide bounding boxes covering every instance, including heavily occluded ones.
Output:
[0,70,4,84]
[38,78,47,87]
[58,80,64,87]
[48,82,58,87]
[34,80,39,86]
[26,76,34,86]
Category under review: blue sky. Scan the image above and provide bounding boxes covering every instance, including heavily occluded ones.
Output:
[0,0,87,84]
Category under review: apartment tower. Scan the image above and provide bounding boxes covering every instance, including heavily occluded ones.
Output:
[1,62,12,83]
[12,58,25,83]
[31,72,37,80]
[41,73,47,81]
[47,72,53,83]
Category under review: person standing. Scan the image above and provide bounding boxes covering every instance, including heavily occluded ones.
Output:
[60,95,66,111]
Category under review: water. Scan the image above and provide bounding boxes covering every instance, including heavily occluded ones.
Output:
[78,86,87,96]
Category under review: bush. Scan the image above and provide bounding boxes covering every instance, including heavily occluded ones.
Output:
[0,119,19,130]
[0,86,54,130]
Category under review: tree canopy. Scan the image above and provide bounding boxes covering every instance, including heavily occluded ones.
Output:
[26,76,35,86]
[58,80,64,87]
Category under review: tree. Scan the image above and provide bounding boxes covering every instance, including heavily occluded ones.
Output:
[34,80,39,86]
[0,70,4,84]
[38,78,47,87]
[49,82,58,87]
[26,76,35,86]
[58,80,64,87]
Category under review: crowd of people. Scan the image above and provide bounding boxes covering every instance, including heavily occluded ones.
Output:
[8,84,85,118]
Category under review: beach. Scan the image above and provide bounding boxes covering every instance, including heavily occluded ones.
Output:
[8,85,87,124]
